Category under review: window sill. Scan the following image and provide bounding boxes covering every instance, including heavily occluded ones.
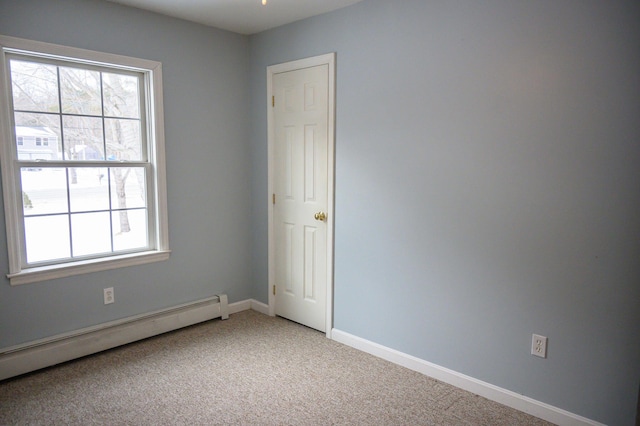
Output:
[7,250,171,286]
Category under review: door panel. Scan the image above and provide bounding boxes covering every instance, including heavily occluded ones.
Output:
[273,64,328,332]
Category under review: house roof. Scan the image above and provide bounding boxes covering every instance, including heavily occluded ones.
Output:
[15,126,58,138]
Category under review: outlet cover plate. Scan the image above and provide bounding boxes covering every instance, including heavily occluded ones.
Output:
[531,334,547,358]
[104,287,114,305]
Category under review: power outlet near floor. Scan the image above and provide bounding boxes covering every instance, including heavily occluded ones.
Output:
[531,334,547,358]
[103,287,115,305]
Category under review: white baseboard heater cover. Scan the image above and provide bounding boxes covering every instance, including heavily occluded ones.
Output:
[0,294,229,381]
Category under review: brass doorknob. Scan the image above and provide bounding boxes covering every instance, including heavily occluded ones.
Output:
[314,211,326,221]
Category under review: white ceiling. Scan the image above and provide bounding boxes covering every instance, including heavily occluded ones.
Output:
[105,0,365,35]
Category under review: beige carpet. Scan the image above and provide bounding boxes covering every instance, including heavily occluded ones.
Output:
[0,310,554,425]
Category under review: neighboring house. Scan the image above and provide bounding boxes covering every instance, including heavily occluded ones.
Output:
[15,126,59,161]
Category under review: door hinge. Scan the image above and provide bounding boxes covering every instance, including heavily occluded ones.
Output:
[272,95,275,107]
[273,285,276,295]
[272,193,276,204]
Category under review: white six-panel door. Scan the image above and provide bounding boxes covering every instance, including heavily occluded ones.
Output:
[270,61,331,332]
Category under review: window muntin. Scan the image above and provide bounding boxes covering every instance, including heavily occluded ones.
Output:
[20,165,149,264]
[9,55,150,267]
[0,35,169,285]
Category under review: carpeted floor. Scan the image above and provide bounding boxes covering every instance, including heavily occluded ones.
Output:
[0,310,554,425]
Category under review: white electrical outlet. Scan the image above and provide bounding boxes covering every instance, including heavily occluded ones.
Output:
[103,287,115,305]
[531,334,547,358]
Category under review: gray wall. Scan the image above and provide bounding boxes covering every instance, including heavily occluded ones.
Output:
[248,1,640,425]
[1,0,638,424]
[0,0,252,345]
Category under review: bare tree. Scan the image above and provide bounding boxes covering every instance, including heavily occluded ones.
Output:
[11,60,142,234]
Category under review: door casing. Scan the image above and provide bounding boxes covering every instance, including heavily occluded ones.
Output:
[267,53,336,338]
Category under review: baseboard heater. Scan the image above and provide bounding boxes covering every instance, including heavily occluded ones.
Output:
[0,294,228,381]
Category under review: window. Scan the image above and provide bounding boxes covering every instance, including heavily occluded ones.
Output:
[0,35,170,285]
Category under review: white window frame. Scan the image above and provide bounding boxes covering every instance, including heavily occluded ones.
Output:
[0,35,170,285]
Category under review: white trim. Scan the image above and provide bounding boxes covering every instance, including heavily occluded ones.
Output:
[0,34,159,71]
[148,60,170,253]
[229,299,252,314]
[250,299,270,315]
[0,37,21,278]
[266,53,336,338]
[0,295,228,381]
[331,329,605,426]
[228,299,270,316]
[8,250,171,286]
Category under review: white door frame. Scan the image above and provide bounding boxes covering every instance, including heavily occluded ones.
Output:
[267,53,336,338]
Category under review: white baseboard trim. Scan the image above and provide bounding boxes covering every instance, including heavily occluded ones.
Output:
[228,299,251,314]
[250,299,270,315]
[331,328,604,426]
[229,299,270,316]
[0,294,228,381]
[6,298,597,424]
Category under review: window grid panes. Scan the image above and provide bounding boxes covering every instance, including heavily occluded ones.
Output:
[8,54,151,267]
